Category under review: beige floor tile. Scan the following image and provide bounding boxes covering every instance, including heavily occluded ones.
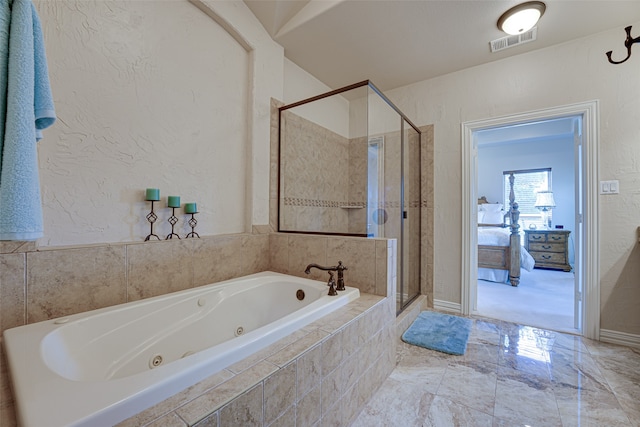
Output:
[354,317,640,427]
[351,377,434,427]
[423,395,493,427]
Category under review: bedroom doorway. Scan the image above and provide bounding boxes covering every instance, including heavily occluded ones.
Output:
[461,101,600,340]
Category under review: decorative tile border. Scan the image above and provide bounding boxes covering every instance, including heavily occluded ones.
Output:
[282,198,424,209]
[283,197,349,208]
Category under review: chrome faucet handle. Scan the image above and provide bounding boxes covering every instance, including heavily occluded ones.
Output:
[335,261,347,291]
[327,271,337,296]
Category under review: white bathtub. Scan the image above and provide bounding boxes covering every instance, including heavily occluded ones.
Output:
[3,271,359,427]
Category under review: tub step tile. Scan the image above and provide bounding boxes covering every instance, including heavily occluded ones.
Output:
[227,328,313,374]
[269,404,296,427]
[266,330,329,368]
[176,361,278,425]
[264,362,296,425]
[146,412,189,427]
[219,384,263,427]
[296,384,322,426]
[116,370,234,427]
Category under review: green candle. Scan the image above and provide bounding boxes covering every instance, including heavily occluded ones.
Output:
[184,203,197,214]
[167,196,180,208]
[145,188,160,201]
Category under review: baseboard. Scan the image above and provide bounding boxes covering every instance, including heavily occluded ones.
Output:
[600,329,640,349]
[433,299,461,313]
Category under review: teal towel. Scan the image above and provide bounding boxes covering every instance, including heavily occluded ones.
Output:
[0,0,56,241]
[0,0,10,152]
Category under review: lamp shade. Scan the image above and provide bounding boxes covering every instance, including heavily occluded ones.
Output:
[497,1,546,35]
[534,191,556,209]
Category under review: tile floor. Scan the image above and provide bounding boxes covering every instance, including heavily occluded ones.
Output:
[353,316,640,426]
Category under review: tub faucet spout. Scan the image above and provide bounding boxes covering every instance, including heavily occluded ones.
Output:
[304,263,334,274]
[304,263,340,296]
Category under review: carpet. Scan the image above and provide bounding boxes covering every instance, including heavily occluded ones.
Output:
[401,311,472,355]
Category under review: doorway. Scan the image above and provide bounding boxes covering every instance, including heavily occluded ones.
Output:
[477,125,577,333]
[461,102,601,340]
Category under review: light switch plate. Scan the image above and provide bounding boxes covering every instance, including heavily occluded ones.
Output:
[600,180,620,194]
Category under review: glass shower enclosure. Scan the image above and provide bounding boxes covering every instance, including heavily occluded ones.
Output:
[278,80,422,313]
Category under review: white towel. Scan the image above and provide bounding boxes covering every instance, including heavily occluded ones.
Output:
[0,0,56,241]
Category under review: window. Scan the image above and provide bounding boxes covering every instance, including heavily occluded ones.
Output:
[503,168,551,230]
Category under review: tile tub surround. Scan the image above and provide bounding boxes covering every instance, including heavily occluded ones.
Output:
[0,234,270,325]
[0,234,263,425]
[268,233,396,297]
[0,232,396,426]
[117,294,396,427]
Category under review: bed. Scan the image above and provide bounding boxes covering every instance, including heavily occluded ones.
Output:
[477,173,535,286]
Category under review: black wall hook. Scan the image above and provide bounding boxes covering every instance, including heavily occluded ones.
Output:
[606,26,640,64]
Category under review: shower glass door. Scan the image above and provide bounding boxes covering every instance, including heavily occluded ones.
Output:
[366,86,421,313]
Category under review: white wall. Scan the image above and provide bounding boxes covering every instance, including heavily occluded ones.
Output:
[283,58,350,138]
[478,136,575,236]
[348,90,405,140]
[385,22,640,335]
[34,0,282,246]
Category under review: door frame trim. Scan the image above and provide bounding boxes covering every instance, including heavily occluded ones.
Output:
[461,101,600,340]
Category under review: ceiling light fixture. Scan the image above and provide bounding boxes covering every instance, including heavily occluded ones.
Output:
[497,1,546,36]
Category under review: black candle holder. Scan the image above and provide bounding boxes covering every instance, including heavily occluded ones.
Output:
[166,207,181,239]
[144,200,160,241]
[186,212,200,238]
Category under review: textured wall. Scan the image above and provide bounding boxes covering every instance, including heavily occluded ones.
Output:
[32,0,283,246]
[283,59,350,138]
[385,21,640,335]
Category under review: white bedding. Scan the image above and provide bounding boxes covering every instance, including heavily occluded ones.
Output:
[478,227,511,246]
[478,227,535,283]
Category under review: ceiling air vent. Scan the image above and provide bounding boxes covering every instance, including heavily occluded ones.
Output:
[490,27,537,53]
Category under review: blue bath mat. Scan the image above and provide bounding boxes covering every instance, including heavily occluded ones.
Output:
[402,311,472,355]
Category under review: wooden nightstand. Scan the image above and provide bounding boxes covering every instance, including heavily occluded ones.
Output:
[524,229,572,272]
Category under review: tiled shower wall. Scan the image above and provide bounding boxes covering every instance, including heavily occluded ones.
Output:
[347,135,368,234]
[279,111,351,233]
[0,232,395,426]
[278,110,425,242]
[272,99,435,309]
[419,124,434,308]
